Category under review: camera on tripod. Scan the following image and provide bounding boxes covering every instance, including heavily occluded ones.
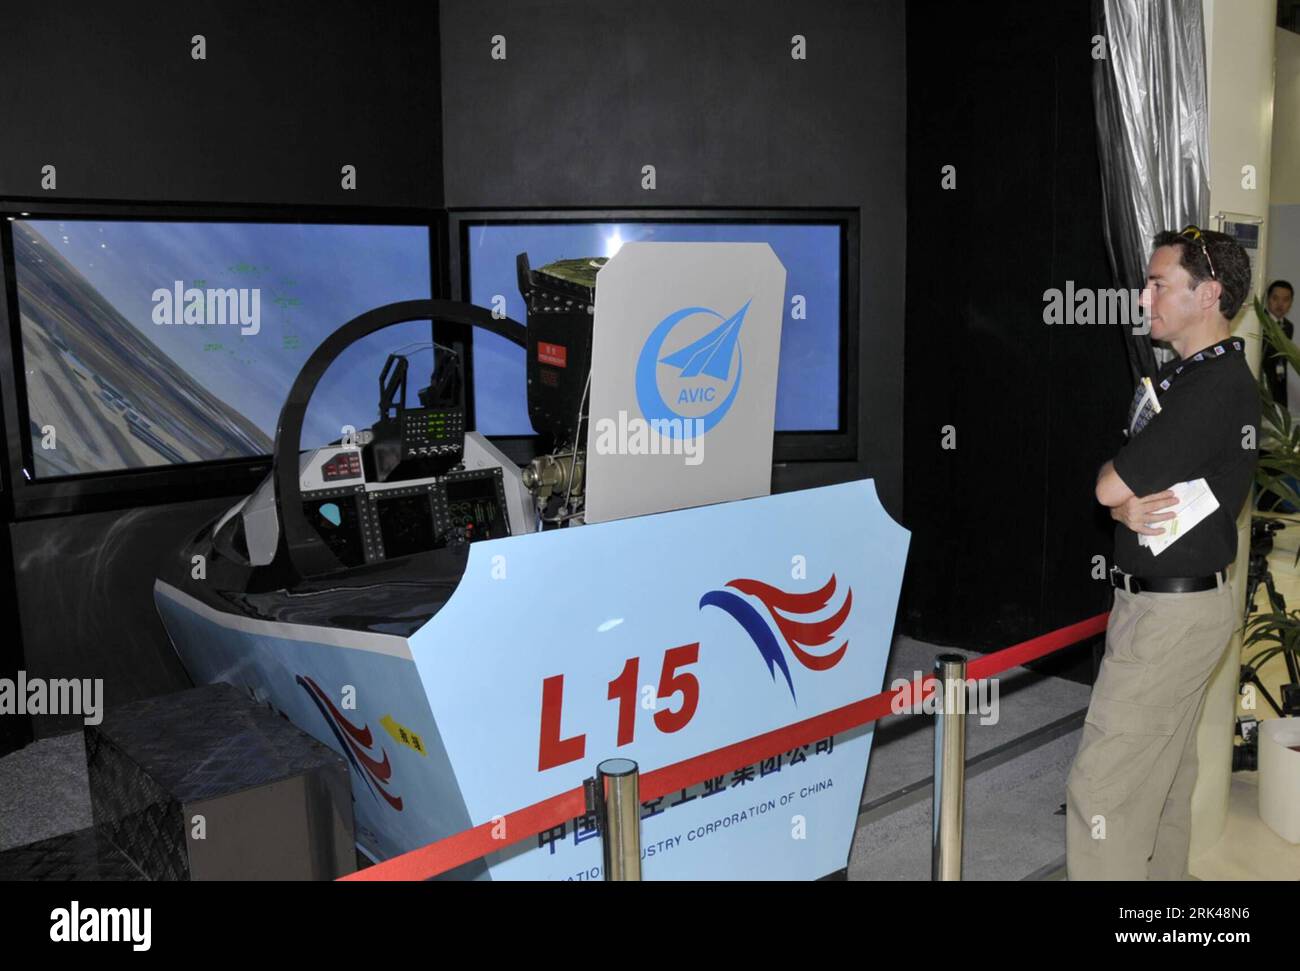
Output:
[1251,516,1284,560]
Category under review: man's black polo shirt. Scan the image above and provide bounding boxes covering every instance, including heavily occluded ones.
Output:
[1112,341,1260,578]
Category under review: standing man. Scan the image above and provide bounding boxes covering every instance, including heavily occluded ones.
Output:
[1261,279,1295,407]
[1259,280,1295,511]
[1066,226,1258,880]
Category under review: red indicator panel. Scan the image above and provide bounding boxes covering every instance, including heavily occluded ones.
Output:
[321,451,362,482]
[538,342,567,368]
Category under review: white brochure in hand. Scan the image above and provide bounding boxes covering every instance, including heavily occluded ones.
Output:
[1138,478,1220,556]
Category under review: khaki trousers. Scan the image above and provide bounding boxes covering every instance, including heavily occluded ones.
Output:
[1065,580,1236,880]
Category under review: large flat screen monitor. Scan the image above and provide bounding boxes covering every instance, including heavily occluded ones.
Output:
[452,211,855,461]
[6,216,433,481]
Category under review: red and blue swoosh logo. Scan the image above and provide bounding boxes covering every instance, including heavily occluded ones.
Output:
[297,674,403,811]
[701,575,852,702]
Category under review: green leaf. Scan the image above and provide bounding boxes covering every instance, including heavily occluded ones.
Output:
[1254,297,1300,510]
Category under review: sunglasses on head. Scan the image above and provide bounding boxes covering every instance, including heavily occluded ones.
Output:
[1178,225,1217,281]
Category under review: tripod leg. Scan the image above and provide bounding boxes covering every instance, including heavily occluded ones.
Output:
[1264,574,1287,615]
[1245,575,1260,616]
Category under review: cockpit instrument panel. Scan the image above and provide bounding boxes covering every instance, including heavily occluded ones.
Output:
[300,466,509,568]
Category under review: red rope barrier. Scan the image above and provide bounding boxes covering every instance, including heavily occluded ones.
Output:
[340,610,1109,881]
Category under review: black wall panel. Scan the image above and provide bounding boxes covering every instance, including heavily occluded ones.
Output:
[0,1,441,207]
[901,0,1128,652]
[11,497,234,738]
[0,522,30,753]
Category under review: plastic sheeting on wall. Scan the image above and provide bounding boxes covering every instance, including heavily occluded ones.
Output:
[1092,0,1210,381]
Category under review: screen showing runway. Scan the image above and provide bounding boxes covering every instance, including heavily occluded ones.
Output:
[12,219,432,478]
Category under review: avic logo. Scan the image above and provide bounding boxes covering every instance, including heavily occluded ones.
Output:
[700,575,853,702]
[297,675,403,811]
[635,300,751,439]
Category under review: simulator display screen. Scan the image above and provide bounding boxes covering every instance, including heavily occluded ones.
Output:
[11,219,432,478]
[464,221,842,435]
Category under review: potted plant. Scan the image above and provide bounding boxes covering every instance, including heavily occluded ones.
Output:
[1244,296,1300,721]
[1255,297,1300,513]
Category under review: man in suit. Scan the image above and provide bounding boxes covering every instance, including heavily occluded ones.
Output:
[1262,279,1294,406]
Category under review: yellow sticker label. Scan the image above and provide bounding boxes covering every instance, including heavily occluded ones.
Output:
[380,715,427,756]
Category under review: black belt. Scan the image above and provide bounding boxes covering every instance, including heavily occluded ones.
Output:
[1109,566,1227,594]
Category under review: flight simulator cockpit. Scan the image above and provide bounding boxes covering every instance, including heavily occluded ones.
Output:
[163,253,612,640]
[148,239,883,879]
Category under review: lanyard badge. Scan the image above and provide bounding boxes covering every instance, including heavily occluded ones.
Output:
[1123,338,1243,439]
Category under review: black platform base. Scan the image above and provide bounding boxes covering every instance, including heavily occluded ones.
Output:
[0,827,145,881]
[85,681,356,880]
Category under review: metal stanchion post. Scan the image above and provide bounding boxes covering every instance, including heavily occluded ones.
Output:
[590,758,641,881]
[931,654,967,881]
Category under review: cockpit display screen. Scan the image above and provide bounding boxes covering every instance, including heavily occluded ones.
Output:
[304,495,366,568]
[376,492,440,559]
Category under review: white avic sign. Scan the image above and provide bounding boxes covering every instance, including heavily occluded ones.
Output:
[584,242,787,524]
